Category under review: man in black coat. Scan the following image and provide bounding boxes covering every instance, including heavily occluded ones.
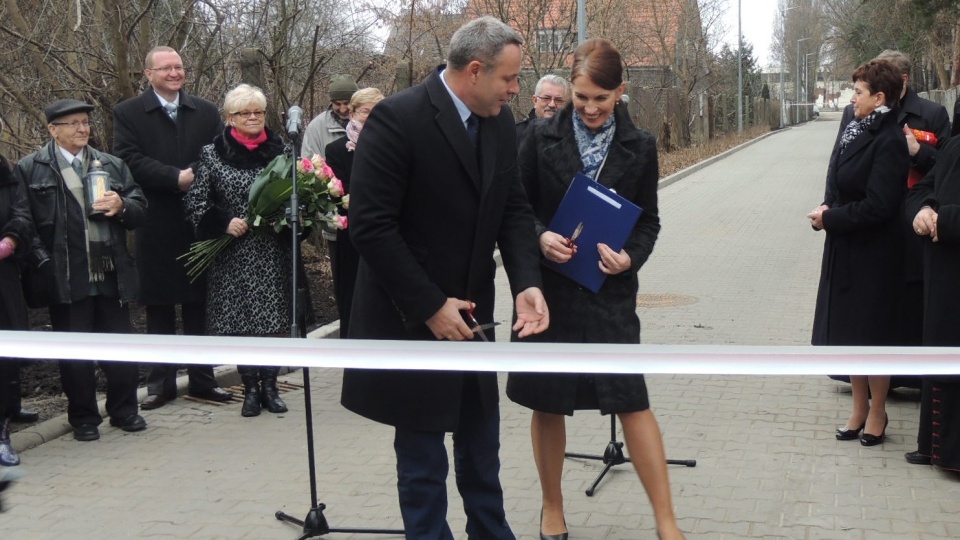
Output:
[514,73,569,144]
[113,46,231,409]
[341,17,549,539]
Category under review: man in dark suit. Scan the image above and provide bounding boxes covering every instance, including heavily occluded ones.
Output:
[341,17,549,539]
[113,46,231,409]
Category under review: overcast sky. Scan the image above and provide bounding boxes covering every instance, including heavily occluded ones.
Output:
[720,0,778,69]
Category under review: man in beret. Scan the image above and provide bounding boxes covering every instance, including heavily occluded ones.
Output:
[301,74,359,159]
[113,45,231,410]
[16,99,148,442]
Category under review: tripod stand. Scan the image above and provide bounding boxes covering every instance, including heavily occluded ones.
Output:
[565,415,696,496]
[274,113,404,538]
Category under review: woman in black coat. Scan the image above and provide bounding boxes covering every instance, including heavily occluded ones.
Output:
[506,39,682,540]
[906,137,960,470]
[323,87,384,339]
[808,60,910,446]
[0,149,32,467]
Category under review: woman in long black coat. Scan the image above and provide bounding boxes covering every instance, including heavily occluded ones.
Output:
[0,150,32,467]
[808,60,910,446]
[323,87,383,338]
[906,137,960,470]
[506,39,683,540]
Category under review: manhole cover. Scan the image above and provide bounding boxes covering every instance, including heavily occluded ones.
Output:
[636,293,698,308]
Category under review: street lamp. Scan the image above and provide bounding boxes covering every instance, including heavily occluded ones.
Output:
[804,52,815,103]
[796,37,810,105]
[779,4,799,128]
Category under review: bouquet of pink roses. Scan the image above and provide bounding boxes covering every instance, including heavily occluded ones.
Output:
[179,153,347,281]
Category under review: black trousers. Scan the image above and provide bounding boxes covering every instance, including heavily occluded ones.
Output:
[49,296,139,427]
[0,358,15,419]
[143,302,217,397]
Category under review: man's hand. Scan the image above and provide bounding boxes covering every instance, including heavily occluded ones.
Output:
[426,298,475,341]
[513,287,549,338]
[913,206,939,242]
[94,191,125,217]
[178,168,195,192]
[903,124,920,157]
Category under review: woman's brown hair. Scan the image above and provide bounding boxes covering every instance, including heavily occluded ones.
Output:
[570,38,623,91]
[851,60,903,109]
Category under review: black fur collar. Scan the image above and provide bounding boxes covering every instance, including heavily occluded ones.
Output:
[213,127,286,170]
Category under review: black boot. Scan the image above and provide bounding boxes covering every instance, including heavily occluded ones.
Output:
[0,418,19,467]
[239,367,261,417]
[260,368,288,413]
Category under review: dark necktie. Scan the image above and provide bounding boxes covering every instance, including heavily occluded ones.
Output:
[466,114,479,147]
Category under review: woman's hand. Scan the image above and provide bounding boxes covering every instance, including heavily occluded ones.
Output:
[913,206,938,242]
[93,191,124,217]
[597,243,631,274]
[539,231,577,263]
[226,217,249,238]
[807,204,828,230]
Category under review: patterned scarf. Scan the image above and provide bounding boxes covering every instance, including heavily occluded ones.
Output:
[56,148,114,282]
[839,105,890,154]
[345,119,363,152]
[573,110,616,180]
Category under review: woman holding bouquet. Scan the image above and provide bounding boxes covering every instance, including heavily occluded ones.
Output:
[506,39,683,539]
[185,83,298,417]
[324,87,384,338]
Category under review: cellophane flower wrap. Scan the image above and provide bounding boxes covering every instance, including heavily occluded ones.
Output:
[179,152,346,281]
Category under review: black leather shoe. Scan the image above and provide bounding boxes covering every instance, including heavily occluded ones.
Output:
[860,415,889,447]
[141,394,167,410]
[73,424,100,441]
[836,422,865,441]
[540,509,568,540]
[189,387,233,402]
[905,450,932,465]
[10,408,39,423]
[109,414,147,432]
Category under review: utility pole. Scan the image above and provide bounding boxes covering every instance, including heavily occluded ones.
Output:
[737,0,743,133]
[577,0,586,44]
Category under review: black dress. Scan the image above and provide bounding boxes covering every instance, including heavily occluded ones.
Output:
[506,104,660,416]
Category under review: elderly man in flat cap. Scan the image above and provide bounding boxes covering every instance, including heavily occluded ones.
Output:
[16,99,148,442]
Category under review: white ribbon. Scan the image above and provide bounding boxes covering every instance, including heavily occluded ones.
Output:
[3,330,960,376]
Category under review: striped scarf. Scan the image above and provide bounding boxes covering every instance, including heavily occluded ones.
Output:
[56,149,114,282]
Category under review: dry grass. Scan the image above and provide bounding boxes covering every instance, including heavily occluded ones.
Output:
[659,126,771,178]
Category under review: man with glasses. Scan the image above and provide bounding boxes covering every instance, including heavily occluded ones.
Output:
[113,46,231,410]
[16,99,147,441]
[515,73,570,144]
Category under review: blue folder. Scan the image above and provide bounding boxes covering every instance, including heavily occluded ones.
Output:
[542,173,643,293]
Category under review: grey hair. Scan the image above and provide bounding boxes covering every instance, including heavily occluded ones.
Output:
[874,49,911,77]
[223,83,267,115]
[447,16,524,73]
[534,74,570,97]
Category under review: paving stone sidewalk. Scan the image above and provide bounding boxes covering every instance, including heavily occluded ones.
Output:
[5,113,960,539]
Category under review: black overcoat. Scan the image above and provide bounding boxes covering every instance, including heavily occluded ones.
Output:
[506,104,660,415]
[341,67,542,432]
[0,155,31,330]
[112,90,223,305]
[812,110,910,345]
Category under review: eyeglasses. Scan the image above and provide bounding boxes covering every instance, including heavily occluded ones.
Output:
[536,95,565,106]
[50,120,91,130]
[148,65,185,74]
[231,110,266,119]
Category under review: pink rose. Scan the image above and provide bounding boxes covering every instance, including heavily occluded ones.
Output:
[337,215,348,230]
[297,157,314,173]
[321,163,335,179]
[327,178,344,197]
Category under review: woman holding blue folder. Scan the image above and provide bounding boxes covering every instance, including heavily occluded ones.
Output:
[507,39,683,540]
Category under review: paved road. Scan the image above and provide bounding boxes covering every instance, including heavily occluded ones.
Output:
[7,113,960,539]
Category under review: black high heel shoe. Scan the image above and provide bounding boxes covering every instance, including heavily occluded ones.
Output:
[836,421,865,441]
[860,415,889,446]
[540,509,568,540]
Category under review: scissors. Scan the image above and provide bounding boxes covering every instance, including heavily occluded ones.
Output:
[569,221,584,245]
[464,304,499,341]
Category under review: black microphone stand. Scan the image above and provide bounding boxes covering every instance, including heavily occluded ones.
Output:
[274,114,404,539]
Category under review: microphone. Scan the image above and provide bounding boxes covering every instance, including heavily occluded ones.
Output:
[285,105,304,138]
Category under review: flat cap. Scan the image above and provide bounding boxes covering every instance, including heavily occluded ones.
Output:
[44,99,95,124]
